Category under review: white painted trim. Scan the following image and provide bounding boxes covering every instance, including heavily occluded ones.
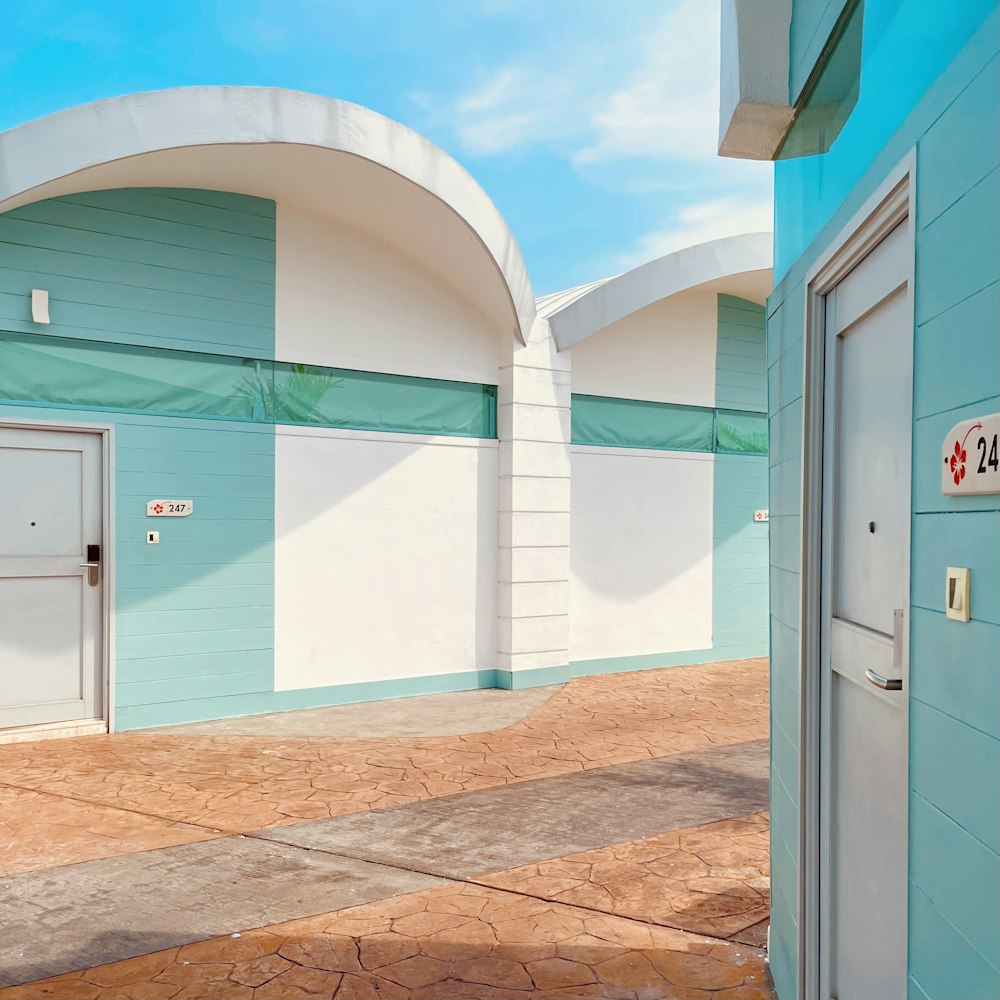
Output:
[0,86,535,344]
[0,415,115,735]
[570,444,714,462]
[537,234,773,350]
[274,424,498,449]
[798,151,915,1000]
[0,718,108,744]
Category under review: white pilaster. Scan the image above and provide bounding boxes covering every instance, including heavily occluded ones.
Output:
[497,316,571,687]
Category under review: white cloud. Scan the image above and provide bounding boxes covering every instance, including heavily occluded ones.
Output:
[615,195,773,269]
[412,0,774,275]
[574,0,720,166]
[441,65,575,156]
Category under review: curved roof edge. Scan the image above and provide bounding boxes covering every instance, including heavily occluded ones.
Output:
[0,86,535,343]
[539,233,773,350]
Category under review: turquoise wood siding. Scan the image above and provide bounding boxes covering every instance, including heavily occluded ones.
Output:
[0,403,275,731]
[0,188,278,731]
[0,189,276,357]
[712,296,769,660]
[713,455,769,656]
[716,294,767,413]
[765,8,1000,998]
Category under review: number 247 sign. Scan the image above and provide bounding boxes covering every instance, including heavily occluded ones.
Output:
[942,413,1000,495]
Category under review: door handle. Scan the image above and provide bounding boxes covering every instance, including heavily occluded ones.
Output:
[79,544,100,586]
[866,669,903,691]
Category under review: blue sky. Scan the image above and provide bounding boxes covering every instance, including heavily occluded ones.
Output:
[0,0,772,294]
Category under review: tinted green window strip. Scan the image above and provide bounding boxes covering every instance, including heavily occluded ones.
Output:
[571,393,767,455]
[0,331,497,439]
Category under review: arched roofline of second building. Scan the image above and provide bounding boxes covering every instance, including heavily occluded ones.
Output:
[538,233,773,350]
[0,86,535,343]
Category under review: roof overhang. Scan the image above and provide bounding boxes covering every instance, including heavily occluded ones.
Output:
[718,0,795,160]
[538,233,774,351]
[0,87,535,342]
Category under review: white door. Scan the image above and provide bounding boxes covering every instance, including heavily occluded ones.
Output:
[0,427,104,729]
[820,219,911,999]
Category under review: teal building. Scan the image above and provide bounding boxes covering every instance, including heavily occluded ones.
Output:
[0,89,773,738]
[720,2,999,998]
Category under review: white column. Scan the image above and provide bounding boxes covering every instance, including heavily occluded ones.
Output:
[496,316,571,687]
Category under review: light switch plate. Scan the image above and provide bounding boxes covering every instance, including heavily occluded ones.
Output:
[946,566,970,622]
[146,531,160,544]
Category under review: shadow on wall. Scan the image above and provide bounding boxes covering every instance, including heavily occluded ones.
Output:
[272,430,499,687]
[570,450,714,602]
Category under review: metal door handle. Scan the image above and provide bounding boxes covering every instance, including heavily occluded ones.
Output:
[866,669,902,691]
[78,562,99,567]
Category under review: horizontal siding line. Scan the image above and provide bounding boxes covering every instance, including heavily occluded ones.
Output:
[117,646,275,663]
[770,771,800,866]
[0,259,274,307]
[116,618,275,636]
[913,506,1000,517]
[60,192,276,240]
[146,189,276,218]
[0,216,275,264]
[0,287,273,331]
[769,393,804,419]
[910,692,1000,745]
[0,237,275,293]
[0,320,272,356]
[911,789,1000,868]
[12,200,277,250]
[0,233,274,286]
[118,582,275,591]
[917,276,1000,330]
[913,387,1000,423]
[117,562,273,573]
[919,162,1000,234]
[115,467,275,481]
[908,883,1000,980]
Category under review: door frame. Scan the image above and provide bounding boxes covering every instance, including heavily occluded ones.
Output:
[0,416,116,735]
[797,152,916,1000]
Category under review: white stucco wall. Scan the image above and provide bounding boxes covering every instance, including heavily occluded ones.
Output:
[275,204,503,383]
[568,289,718,407]
[570,447,714,662]
[274,426,498,691]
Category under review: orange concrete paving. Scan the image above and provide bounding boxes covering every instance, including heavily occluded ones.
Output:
[0,660,774,998]
[478,813,771,946]
[0,659,767,873]
[0,784,221,876]
[0,883,775,1000]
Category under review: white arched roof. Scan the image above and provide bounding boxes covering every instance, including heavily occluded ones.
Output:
[0,87,535,343]
[538,233,773,350]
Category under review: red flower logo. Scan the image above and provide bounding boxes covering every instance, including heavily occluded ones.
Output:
[152,502,164,514]
[950,441,966,486]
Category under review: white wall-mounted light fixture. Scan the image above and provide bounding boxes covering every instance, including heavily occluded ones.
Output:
[31,289,50,324]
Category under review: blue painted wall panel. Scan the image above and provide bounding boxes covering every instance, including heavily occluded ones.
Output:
[713,296,769,659]
[767,7,1000,996]
[0,403,277,731]
[0,188,276,357]
[775,1,997,279]
[0,188,279,732]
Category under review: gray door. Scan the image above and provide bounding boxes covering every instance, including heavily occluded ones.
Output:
[820,219,911,998]
[0,427,104,729]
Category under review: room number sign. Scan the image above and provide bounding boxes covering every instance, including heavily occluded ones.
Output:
[942,413,1000,495]
[146,499,194,517]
